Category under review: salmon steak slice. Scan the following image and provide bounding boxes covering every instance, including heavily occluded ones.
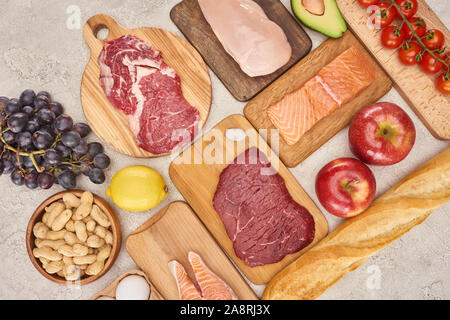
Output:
[168,251,237,300]
[267,46,376,145]
[188,252,237,300]
[168,260,203,300]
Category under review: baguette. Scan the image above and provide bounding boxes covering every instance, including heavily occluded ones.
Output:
[263,148,450,300]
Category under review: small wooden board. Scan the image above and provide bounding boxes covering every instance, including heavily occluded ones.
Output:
[244,30,392,167]
[81,14,212,158]
[170,0,312,101]
[169,115,328,284]
[90,269,164,300]
[126,202,258,300]
[336,0,449,140]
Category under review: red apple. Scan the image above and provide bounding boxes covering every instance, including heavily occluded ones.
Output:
[349,102,416,166]
[315,158,376,218]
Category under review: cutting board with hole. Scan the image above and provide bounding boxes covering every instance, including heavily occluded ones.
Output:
[126,201,258,300]
[81,14,212,157]
[169,115,328,285]
[244,30,392,168]
[337,0,449,140]
[170,0,312,102]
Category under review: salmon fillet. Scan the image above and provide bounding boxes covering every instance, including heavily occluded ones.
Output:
[169,252,237,300]
[267,46,376,145]
[188,252,237,300]
[169,260,203,300]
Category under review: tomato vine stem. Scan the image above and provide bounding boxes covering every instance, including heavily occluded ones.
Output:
[390,0,448,68]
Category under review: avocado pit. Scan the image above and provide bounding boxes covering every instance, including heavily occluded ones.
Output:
[302,0,325,15]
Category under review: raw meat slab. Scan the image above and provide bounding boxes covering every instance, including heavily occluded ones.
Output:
[169,115,328,284]
[81,14,211,157]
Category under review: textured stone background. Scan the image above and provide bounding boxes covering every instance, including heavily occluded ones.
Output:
[0,0,448,300]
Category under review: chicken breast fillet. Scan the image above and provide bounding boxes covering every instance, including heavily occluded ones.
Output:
[198,0,292,77]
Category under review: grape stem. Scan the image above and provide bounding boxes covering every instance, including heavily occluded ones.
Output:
[62,162,82,168]
[29,153,44,173]
[50,132,61,148]
[390,0,449,68]
[0,134,46,173]
[15,152,24,172]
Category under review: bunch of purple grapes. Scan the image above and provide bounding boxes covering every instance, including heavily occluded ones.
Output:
[0,90,110,190]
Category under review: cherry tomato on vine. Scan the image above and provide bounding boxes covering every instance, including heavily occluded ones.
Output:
[443,51,450,71]
[420,52,444,74]
[369,2,396,29]
[395,0,418,19]
[398,42,422,65]
[436,72,450,94]
[422,29,445,50]
[357,0,380,7]
[401,17,427,39]
[381,26,405,49]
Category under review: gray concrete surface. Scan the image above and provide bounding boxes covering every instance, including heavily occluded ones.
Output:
[0,0,448,300]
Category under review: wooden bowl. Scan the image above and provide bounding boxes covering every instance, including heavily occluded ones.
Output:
[26,190,122,285]
[90,269,164,300]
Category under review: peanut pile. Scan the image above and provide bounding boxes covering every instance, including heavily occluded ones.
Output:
[32,191,113,281]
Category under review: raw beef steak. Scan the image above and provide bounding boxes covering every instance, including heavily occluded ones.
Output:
[98,34,199,154]
[213,147,315,267]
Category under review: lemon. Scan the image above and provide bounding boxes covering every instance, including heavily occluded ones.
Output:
[106,165,168,212]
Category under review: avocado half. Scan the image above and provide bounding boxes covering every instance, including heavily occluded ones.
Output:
[291,0,347,38]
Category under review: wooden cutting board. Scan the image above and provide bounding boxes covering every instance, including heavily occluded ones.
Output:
[244,30,392,168]
[90,270,164,300]
[337,0,449,140]
[126,201,258,300]
[81,14,212,158]
[170,0,312,101]
[169,115,328,284]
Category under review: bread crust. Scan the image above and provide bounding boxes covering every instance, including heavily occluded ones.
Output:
[263,148,450,300]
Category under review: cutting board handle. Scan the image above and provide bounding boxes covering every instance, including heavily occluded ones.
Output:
[83,14,122,48]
